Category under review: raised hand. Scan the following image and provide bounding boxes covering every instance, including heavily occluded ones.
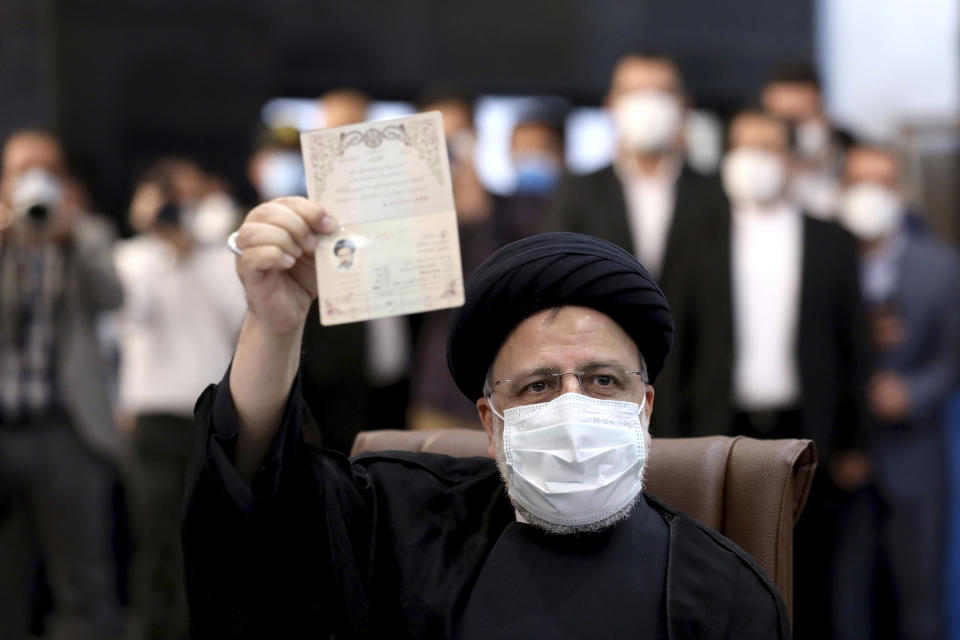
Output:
[232,196,336,335]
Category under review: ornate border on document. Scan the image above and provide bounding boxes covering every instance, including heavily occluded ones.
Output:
[305,132,340,198]
[336,124,412,154]
[306,116,445,197]
[407,118,444,186]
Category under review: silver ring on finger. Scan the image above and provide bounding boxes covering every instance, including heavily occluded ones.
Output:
[227,230,243,256]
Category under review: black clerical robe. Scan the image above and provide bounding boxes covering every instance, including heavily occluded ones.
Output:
[182,372,790,639]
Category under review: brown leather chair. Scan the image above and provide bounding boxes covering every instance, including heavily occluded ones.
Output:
[351,430,817,619]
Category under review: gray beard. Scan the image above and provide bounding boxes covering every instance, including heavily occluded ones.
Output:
[491,419,647,536]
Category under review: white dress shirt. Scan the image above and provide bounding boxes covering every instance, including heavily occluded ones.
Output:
[731,201,803,410]
[365,316,410,386]
[115,235,248,415]
[615,156,680,277]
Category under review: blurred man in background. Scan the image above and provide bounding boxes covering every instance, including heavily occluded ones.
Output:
[684,109,868,639]
[837,144,960,640]
[718,110,867,456]
[115,158,247,640]
[761,62,855,220]
[510,117,564,196]
[128,156,238,247]
[492,111,566,245]
[543,51,729,438]
[674,109,869,464]
[0,129,125,640]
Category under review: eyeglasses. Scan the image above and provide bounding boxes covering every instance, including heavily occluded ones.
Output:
[490,364,647,406]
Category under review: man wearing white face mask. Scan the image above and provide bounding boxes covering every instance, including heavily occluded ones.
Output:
[673,109,870,639]
[181,216,788,638]
[0,129,125,639]
[681,110,869,457]
[547,52,728,280]
[113,158,247,640]
[838,144,960,640]
[544,52,729,437]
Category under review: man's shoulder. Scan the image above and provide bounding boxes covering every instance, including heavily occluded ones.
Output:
[73,212,118,244]
[558,164,619,192]
[645,494,790,637]
[647,493,774,582]
[802,214,856,249]
[351,449,500,484]
[676,163,722,189]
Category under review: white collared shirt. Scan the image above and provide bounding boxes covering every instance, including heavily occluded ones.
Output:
[731,201,803,410]
[615,156,680,278]
[115,235,248,415]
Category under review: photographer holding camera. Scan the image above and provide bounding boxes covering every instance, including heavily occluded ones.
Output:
[0,129,125,640]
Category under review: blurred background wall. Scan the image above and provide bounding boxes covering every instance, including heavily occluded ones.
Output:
[0,0,956,242]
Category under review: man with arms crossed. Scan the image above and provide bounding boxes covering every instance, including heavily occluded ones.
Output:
[182,197,789,638]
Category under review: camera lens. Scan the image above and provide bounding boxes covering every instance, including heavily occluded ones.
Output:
[26,204,49,225]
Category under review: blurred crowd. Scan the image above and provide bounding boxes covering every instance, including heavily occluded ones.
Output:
[0,52,958,640]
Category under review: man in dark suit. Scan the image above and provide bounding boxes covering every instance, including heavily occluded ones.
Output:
[838,144,960,640]
[543,52,728,436]
[678,110,869,458]
[673,109,870,638]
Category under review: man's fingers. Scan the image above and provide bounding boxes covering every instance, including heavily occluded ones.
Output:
[270,197,337,235]
[236,222,303,258]
[239,245,297,272]
[235,197,337,280]
[246,202,315,251]
[244,199,338,254]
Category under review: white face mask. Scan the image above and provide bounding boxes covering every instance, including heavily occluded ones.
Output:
[840,183,904,241]
[185,193,238,244]
[612,90,682,154]
[722,147,787,206]
[491,392,648,531]
[12,168,64,225]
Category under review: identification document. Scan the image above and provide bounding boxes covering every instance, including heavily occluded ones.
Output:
[301,111,464,325]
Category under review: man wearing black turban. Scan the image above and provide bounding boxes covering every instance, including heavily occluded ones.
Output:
[182,198,789,638]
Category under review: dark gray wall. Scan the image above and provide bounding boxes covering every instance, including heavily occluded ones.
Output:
[0,0,814,221]
[0,0,57,142]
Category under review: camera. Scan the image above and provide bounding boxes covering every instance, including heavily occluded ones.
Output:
[11,168,63,226]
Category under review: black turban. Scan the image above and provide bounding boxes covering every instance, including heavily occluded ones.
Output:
[447,232,674,402]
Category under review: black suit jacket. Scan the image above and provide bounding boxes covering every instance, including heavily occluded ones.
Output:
[676,213,869,460]
[543,163,729,434]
